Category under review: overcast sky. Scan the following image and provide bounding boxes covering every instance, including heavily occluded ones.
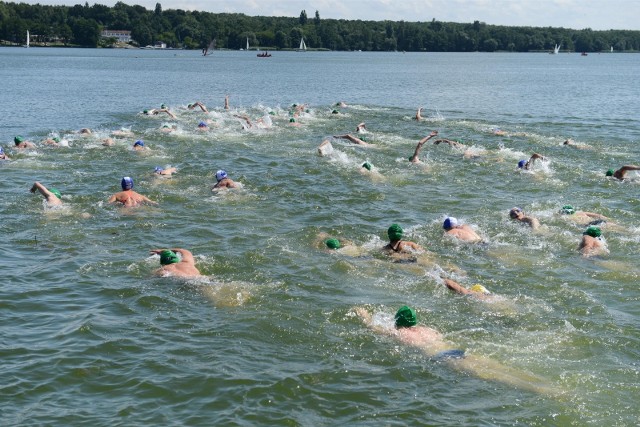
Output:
[15,0,640,31]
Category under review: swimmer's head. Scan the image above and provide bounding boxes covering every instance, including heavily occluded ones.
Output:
[395,306,417,328]
[198,121,208,128]
[583,226,602,238]
[133,140,144,147]
[14,136,24,145]
[509,207,523,219]
[292,104,297,108]
[159,250,180,265]
[154,166,163,174]
[606,169,614,177]
[331,110,339,114]
[362,161,372,171]
[268,111,275,115]
[0,147,4,155]
[289,118,296,123]
[325,238,341,250]
[215,170,227,182]
[187,103,194,109]
[560,205,575,215]
[388,224,403,241]
[53,137,60,143]
[161,103,167,109]
[443,217,458,230]
[517,159,526,169]
[121,176,134,190]
[49,188,61,199]
[470,284,490,294]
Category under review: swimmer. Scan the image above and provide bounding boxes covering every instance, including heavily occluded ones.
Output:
[493,128,506,136]
[361,161,373,172]
[111,128,134,137]
[559,205,609,226]
[197,121,209,131]
[160,124,177,133]
[433,138,464,148]
[336,101,348,108]
[43,137,60,147]
[383,224,424,254]
[443,217,482,243]
[234,114,252,129]
[509,207,540,229]
[143,108,176,119]
[443,277,492,300]
[0,147,10,160]
[517,153,545,170]
[79,128,92,135]
[606,165,640,180]
[14,136,36,149]
[415,107,423,121]
[288,117,301,127]
[108,176,157,207]
[154,166,177,176]
[355,305,559,395]
[317,232,353,251]
[356,122,367,133]
[409,131,438,163]
[102,138,115,146]
[188,101,209,113]
[30,181,63,206]
[150,248,202,278]
[132,140,145,151]
[562,138,589,149]
[333,134,371,146]
[212,170,238,191]
[579,226,606,257]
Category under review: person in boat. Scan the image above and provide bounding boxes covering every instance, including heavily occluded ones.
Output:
[517,153,545,170]
[188,101,209,113]
[212,170,238,191]
[0,146,11,160]
[509,207,540,229]
[409,131,438,163]
[579,226,606,257]
[383,224,424,254]
[332,134,372,146]
[30,181,63,206]
[443,217,482,242]
[14,136,36,149]
[150,248,202,278]
[606,165,640,180]
[354,305,559,395]
[415,107,423,121]
[108,177,157,207]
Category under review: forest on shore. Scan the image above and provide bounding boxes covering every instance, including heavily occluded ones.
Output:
[2,1,640,52]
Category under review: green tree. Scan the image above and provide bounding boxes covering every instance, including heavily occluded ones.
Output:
[299,10,307,25]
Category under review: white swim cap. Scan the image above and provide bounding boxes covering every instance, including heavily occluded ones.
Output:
[443,217,458,230]
[215,170,227,182]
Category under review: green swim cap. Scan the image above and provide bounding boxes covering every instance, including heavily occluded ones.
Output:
[332,110,339,114]
[161,103,167,109]
[269,111,275,115]
[160,250,180,265]
[606,169,614,177]
[395,306,417,328]
[561,205,575,215]
[53,137,60,143]
[187,103,193,108]
[49,188,61,198]
[292,104,297,107]
[143,109,149,114]
[584,226,601,238]
[289,118,296,123]
[325,238,341,250]
[14,136,24,144]
[388,224,403,241]
[362,161,372,171]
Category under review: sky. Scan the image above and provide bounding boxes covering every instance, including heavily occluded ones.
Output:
[14,0,640,31]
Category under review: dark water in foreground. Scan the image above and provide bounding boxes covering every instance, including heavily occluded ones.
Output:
[1,48,640,425]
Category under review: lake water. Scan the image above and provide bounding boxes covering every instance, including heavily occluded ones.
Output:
[2,48,640,426]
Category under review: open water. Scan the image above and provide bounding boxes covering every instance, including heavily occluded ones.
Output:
[1,48,640,426]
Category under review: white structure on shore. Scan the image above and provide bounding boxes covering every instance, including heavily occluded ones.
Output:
[101,30,132,43]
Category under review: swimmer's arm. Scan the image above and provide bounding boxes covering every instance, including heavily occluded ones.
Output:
[443,278,474,295]
[107,194,117,203]
[354,307,387,335]
[171,248,195,264]
[30,181,49,197]
[582,211,608,220]
[418,131,439,145]
[141,195,158,205]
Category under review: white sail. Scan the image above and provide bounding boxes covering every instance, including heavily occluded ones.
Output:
[246,37,249,51]
[553,43,560,54]
[611,46,614,53]
[26,30,29,48]
[298,37,306,51]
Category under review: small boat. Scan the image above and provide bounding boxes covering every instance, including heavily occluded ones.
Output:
[203,39,215,56]
[550,43,560,54]
[296,37,307,52]
[581,52,588,56]
[257,51,271,57]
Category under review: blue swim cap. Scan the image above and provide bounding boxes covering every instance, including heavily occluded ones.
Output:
[443,217,458,230]
[517,160,526,168]
[198,121,207,127]
[134,140,144,147]
[154,166,163,173]
[121,176,134,190]
[0,147,4,154]
[215,170,227,182]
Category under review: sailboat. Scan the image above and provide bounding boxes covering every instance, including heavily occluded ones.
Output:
[203,38,215,56]
[550,43,560,54]
[24,30,30,48]
[246,37,250,51]
[297,37,307,52]
[610,46,614,53]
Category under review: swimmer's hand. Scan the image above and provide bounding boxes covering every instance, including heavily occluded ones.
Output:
[354,306,372,325]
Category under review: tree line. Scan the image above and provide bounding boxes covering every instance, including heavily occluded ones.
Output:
[1,1,639,52]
